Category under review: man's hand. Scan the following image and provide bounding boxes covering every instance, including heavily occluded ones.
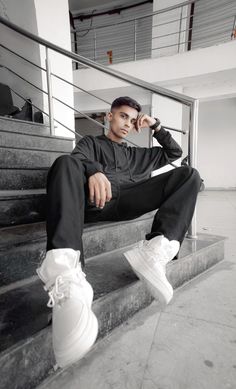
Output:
[88,172,112,209]
[135,114,157,133]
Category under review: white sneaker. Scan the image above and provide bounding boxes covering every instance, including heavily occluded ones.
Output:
[124,236,180,305]
[37,249,98,368]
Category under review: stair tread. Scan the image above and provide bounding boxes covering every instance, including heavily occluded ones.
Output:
[0,233,225,354]
[0,245,137,353]
[0,233,225,389]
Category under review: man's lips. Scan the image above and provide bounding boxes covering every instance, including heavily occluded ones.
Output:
[121,129,128,134]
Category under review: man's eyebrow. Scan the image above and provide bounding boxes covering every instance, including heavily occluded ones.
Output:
[120,112,137,121]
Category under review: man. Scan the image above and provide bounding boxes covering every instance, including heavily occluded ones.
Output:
[37,96,201,368]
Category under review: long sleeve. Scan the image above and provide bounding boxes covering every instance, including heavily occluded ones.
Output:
[71,136,104,178]
[152,127,183,167]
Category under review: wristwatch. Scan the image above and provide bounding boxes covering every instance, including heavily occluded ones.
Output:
[149,117,161,131]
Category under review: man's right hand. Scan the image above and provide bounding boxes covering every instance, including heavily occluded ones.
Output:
[88,172,112,209]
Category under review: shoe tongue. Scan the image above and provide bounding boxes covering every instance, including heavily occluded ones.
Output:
[146,238,170,263]
[38,249,81,289]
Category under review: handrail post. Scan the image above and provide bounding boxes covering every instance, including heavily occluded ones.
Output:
[94,29,97,61]
[187,99,199,239]
[45,47,54,135]
[178,6,183,53]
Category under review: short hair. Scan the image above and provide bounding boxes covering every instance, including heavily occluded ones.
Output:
[111,96,141,113]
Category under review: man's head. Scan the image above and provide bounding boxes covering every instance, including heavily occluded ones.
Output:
[110,96,141,113]
[107,96,142,143]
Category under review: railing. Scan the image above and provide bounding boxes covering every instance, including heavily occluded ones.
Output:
[0,15,198,237]
[71,0,236,66]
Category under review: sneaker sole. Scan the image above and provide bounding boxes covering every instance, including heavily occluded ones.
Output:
[54,308,98,368]
[124,249,173,305]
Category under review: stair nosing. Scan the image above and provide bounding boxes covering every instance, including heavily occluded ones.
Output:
[0,189,46,200]
[0,145,71,154]
[0,115,51,128]
[0,167,49,171]
[0,128,74,141]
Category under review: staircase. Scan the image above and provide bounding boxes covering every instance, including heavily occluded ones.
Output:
[0,116,225,389]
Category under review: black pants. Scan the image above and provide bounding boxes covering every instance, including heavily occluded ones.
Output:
[46,155,201,265]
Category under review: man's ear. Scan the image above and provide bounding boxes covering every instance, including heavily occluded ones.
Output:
[107,111,113,122]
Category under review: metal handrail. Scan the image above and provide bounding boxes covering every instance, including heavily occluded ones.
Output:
[74,0,235,33]
[1,63,186,137]
[74,0,198,32]
[0,43,45,71]
[8,86,82,139]
[0,64,106,136]
[0,42,110,105]
[72,0,235,66]
[0,16,195,106]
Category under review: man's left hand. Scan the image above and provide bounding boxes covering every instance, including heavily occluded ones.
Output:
[135,114,157,133]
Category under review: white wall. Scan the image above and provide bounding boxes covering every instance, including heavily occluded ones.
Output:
[34,0,74,137]
[198,98,236,189]
[0,0,74,137]
[0,0,43,109]
[151,87,183,176]
[152,0,189,58]
[73,40,236,99]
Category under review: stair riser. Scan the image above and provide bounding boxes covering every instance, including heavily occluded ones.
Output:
[0,195,46,227]
[0,148,65,169]
[0,242,45,286]
[0,117,50,136]
[84,217,152,259]
[0,131,73,152]
[0,237,225,389]
[0,217,153,286]
[0,169,48,190]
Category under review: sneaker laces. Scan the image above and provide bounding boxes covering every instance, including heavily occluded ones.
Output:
[46,267,86,308]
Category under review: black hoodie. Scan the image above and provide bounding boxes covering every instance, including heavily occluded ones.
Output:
[71,127,182,197]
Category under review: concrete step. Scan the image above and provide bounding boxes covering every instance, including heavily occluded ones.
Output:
[0,168,48,190]
[0,147,66,169]
[0,189,46,227]
[0,130,73,153]
[0,116,50,136]
[0,213,154,286]
[0,233,225,389]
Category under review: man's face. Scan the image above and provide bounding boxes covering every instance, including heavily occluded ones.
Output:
[107,105,139,142]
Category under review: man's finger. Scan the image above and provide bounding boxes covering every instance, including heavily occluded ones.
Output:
[106,181,112,201]
[89,181,95,204]
[99,184,106,208]
[94,183,101,208]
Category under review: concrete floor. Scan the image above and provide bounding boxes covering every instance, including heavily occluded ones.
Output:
[41,191,236,389]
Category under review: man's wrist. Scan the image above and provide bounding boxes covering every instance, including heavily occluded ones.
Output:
[149,117,161,132]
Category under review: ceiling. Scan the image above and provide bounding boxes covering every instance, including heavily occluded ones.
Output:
[69,0,144,14]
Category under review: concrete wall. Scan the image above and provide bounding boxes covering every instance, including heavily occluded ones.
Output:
[198,98,236,189]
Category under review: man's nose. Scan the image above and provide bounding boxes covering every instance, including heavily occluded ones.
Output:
[125,119,132,128]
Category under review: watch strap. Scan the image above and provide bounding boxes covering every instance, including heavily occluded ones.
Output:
[150,117,161,130]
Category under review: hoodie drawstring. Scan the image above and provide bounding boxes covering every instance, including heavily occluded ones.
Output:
[110,139,135,182]
[124,146,135,182]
